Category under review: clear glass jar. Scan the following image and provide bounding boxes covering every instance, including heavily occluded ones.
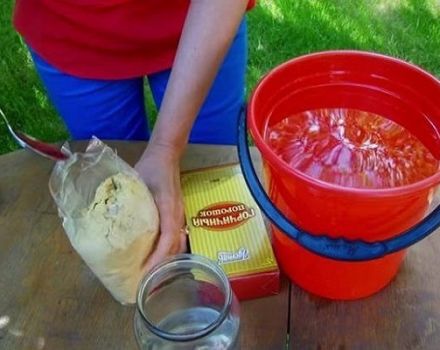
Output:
[134,254,240,350]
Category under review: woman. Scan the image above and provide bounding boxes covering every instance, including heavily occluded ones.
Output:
[14,0,253,270]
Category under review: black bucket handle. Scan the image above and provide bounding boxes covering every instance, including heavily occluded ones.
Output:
[237,108,440,261]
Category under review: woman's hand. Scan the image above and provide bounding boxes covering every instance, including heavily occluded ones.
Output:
[135,142,187,271]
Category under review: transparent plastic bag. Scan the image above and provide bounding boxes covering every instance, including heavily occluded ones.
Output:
[49,137,159,304]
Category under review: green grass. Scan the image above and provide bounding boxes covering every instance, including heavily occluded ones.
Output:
[1,0,439,155]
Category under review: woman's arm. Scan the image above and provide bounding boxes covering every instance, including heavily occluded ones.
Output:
[136,0,249,270]
[150,0,248,155]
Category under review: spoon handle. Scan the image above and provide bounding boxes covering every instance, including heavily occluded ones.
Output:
[0,108,69,161]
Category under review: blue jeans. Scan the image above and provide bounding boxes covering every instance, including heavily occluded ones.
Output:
[30,20,247,145]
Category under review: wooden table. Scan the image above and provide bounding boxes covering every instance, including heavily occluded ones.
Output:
[1,142,440,350]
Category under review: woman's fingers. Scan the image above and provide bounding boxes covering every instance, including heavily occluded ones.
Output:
[143,192,187,272]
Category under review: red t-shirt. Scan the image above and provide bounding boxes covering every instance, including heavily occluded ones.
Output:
[14,0,255,80]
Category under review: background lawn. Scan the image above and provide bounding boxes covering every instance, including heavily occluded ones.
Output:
[0,0,439,155]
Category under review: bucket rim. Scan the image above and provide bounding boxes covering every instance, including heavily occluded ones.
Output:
[248,49,440,197]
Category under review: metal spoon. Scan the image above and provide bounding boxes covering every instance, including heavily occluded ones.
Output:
[0,108,70,161]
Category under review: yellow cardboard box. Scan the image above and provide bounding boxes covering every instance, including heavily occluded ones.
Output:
[182,163,280,300]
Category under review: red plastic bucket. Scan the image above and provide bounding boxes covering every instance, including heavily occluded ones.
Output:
[240,51,440,300]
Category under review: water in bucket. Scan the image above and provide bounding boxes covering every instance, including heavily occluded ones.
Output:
[243,51,440,300]
[266,108,439,189]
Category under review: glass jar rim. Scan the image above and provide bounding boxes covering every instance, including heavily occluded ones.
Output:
[136,254,233,342]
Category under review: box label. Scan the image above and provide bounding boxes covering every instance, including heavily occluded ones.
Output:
[191,201,256,230]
